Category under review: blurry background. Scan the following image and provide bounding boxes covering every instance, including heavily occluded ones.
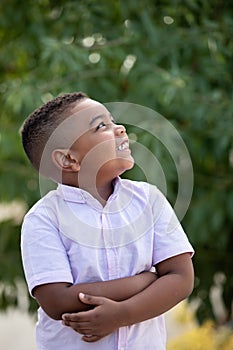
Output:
[0,0,232,348]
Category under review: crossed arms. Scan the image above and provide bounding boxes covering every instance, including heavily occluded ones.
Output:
[33,252,194,342]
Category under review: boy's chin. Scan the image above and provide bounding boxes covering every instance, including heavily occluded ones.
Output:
[98,158,134,178]
[116,158,135,175]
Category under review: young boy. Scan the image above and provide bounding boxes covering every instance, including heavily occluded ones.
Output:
[21,92,194,350]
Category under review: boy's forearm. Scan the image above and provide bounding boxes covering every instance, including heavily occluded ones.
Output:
[68,271,157,306]
[33,271,157,320]
[117,254,194,327]
[119,272,193,326]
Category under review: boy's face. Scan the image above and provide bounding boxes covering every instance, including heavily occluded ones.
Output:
[64,98,134,181]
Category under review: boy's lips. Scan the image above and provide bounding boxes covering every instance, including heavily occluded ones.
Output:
[116,139,130,151]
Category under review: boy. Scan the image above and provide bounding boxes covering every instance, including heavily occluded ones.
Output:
[21,92,194,349]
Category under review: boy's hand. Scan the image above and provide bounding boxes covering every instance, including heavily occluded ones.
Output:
[62,293,124,342]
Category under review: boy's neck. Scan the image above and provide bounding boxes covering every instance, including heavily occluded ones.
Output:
[62,174,115,207]
[87,182,114,206]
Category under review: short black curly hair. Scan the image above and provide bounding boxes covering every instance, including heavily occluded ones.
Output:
[21,91,88,172]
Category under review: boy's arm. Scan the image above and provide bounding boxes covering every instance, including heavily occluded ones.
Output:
[121,252,194,323]
[33,271,157,320]
[62,253,194,342]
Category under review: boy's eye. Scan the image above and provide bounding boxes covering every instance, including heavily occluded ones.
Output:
[96,121,106,130]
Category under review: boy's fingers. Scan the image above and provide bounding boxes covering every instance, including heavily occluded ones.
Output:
[62,313,80,322]
[79,292,105,306]
[62,311,90,323]
[62,318,89,328]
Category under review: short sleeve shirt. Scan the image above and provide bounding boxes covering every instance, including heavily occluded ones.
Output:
[21,178,194,350]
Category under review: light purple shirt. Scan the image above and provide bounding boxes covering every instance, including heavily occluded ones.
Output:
[21,178,194,350]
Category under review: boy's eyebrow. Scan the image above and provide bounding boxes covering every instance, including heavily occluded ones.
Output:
[89,113,113,126]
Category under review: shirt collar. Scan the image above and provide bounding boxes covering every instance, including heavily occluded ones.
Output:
[57,177,121,204]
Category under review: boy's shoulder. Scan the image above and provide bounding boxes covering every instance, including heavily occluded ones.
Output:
[120,177,148,188]
[119,178,162,203]
[24,189,59,217]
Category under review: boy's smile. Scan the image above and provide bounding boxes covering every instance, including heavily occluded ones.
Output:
[116,139,130,151]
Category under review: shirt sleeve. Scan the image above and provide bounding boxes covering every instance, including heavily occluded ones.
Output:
[21,204,73,296]
[150,186,194,266]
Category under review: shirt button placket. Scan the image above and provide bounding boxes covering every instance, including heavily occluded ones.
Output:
[118,326,127,350]
[101,210,118,280]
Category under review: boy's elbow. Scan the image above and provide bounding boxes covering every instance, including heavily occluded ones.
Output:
[174,275,194,305]
[182,255,195,299]
[184,279,194,299]
[33,282,74,321]
[181,268,195,300]
[44,307,63,321]
[34,298,65,320]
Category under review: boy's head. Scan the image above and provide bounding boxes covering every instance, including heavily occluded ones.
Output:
[21,92,88,173]
[21,92,134,185]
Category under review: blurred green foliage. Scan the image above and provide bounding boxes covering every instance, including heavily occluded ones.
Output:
[0,0,232,324]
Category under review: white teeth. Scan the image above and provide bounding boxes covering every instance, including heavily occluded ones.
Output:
[117,141,129,151]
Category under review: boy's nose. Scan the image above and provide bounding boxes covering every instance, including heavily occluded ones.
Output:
[114,124,126,136]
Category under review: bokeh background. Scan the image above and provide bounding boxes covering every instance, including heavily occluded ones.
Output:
[0,1,232,349]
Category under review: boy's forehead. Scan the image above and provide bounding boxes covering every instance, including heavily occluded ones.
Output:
[70,98,108,120]
[55,98,108,142]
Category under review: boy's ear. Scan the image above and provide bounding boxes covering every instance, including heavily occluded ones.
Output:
[52,149,80,172]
